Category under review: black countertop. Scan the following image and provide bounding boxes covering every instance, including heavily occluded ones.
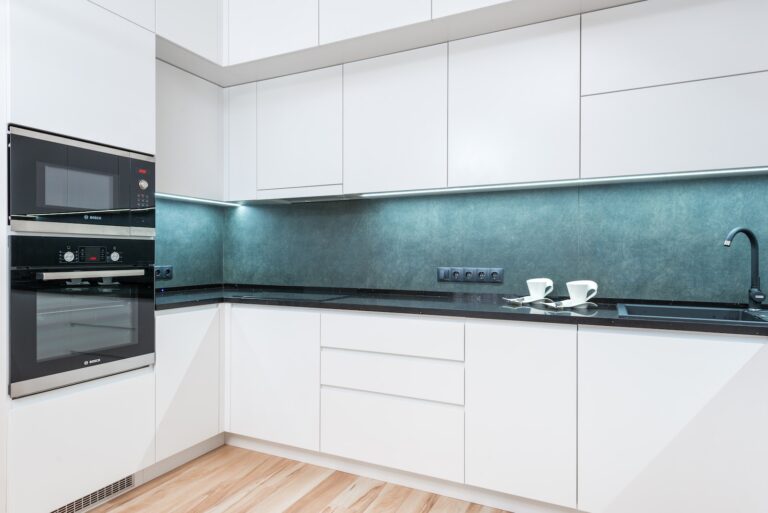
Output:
[155,285,768,338]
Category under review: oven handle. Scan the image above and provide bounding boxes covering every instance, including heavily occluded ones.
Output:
[36,269,146,281]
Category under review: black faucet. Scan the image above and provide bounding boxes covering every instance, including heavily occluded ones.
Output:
[724,227,765,311]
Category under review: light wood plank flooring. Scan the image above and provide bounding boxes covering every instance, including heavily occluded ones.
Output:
[90,446,509,513]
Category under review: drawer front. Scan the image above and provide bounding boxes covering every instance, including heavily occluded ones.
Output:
[321,387,464,482]
[321,348,464,405]
[321,311,464,361]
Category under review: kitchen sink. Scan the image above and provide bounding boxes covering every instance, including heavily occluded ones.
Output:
[617,303,768,324]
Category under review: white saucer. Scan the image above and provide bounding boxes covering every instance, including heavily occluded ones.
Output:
[502,295,553,305]
[542,299,597,309]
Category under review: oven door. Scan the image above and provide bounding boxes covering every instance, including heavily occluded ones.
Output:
[10,267,155,398]
[8,127,135,235]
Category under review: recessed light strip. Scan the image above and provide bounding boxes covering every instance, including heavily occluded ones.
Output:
[155,192,241,208]
[359,166,768,199]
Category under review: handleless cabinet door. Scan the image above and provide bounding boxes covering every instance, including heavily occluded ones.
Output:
[579,327,768,513]
[432,0,508,18]
[343,44,448,194]
[156,0,219,62]
[226,83,258,201]
[89,0,155,31]
[319,0,430,44]
[448,16,579,187]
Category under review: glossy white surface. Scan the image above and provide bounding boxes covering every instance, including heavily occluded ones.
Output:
[226,82,258,201]
[156,0,219,62]
[89,0,155,31]
[432,0,508,18]
[319,0,431,44]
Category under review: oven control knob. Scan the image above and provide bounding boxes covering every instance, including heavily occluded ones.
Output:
[110,252,120,262]
[63,251,75,263]
[138,179,149,191]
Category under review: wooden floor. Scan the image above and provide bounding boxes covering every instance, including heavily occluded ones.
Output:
[91,446,509,513]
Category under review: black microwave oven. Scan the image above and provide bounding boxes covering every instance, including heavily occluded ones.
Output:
[8,126,155,237]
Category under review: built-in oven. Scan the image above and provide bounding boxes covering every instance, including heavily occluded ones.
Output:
[9,235,155,398]
[8,126,155,237]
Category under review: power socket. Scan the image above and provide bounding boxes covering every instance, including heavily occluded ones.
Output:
[437,266,503,284]
[154,265,174,281]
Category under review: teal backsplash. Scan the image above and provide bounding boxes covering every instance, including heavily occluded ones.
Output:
[157,175,768,303]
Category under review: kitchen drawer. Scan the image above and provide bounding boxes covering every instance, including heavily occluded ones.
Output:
[321,311,464,361]
[321,348,464,404]
[321,387,464,482]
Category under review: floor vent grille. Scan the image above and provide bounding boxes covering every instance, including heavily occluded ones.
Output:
[50,475,134,513]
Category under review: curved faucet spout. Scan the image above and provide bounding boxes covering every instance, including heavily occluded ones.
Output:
[723,227,764,310]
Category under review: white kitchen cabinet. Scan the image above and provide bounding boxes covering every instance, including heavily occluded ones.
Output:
[344,44,448,194]
[319,0,431,44]
[9,0,155,154]
[156,60,224,200]
[8,369,155,513]
[448,16,579,187]
[579,327,768,513]
[581,72,768,179]
[256,66,343,195]
[156,306,221,462]
[582,0,768,95]
[226,82,258,201]
[229,305,320,451]
[228,0,317,64]
[465,321,576,508]
[432,0,508,18]
[321,387,464,482]
[156,0,219,62]
[89,0,155,31]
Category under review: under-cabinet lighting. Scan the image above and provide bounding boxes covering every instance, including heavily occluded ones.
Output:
[155,192,242,207]
[359,166,768,199]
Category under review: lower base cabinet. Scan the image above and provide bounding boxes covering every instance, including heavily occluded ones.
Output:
[156,305,222,462]
[321,386,464,482]
[8,369,156,513]
[465,321,577,508]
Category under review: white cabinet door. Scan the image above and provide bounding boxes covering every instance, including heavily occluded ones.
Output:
[581,72,768,179]
[344,44,448,194]
[156,0,219,62]
[229,306,320,451]
[8,369,155,513]
[579,327,768,513]
[582,0,768,95]
[256,66,343,194]
[228,0,317,64]
[432,0,508,18]
[319,0,430,44]
[465,321,576,508]
[226,82,258,201]
[448,16,579,187]
[9,0,155,154]
[321,387,464,482]
[89,0,155,31]
[156,306,221,462]
[156,60,224,200]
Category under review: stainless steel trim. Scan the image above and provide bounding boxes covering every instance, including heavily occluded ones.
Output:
[130,226,157,237]
[9,126,155,162]
[38,269,145,281]
[10,354,155,399]
[11,219,132,236]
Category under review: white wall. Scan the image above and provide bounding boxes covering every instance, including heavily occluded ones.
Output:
[0,0,9,509]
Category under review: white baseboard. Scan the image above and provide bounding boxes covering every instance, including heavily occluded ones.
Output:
[225,434,578,513]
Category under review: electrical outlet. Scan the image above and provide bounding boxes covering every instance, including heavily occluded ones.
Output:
[437,266,504,284]
[154,265,174,281]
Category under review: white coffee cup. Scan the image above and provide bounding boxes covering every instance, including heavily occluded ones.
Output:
[527,278,554,299]
[566,280,598,303]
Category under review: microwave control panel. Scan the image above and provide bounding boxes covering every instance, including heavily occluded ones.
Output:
[58,246,123,264]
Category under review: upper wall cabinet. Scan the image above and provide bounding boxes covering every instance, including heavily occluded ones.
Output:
[432,0,508,18]
[89,0,155,31]
[582,0,768,95]
[226,83,258,201]
[157,0,220,62]
[344,44,448,195]
[256,67,343,198]
[319,0,431,44]
[229,0,318,65]
[581,72,768,179]
[9,0,155,154]
[156,61,224,200]
[448,16,580,187]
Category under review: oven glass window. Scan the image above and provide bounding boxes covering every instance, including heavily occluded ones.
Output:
[42,164,115,210]
[36,286,138,362]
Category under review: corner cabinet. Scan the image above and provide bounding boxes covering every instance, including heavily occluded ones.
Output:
[578,327,768,513]
[229,305,321,451]
[319,0,430,44]
[89,0,155,32]
[156,0,220,62]
[155,306,222,462]
[465,320,577,508]
[226,82,258,201]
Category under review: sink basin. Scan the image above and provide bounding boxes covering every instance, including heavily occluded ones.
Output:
[617,303,768,324]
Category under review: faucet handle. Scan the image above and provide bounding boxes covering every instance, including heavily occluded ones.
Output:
[749,288,765,310]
